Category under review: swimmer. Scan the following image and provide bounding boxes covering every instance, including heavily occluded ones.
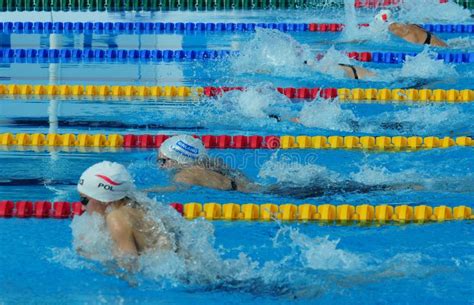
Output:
[77,161,180,271]
[145,135,256,193]
[304,59,376,80]
[146,135,422,198]
[374,10,448,47]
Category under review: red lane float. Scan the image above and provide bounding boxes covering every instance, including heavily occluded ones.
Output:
[0,200,14,217]
[203,86,339,99]
[0,201,183,218]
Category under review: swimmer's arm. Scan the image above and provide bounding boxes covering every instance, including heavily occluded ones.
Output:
[106,212,139,272]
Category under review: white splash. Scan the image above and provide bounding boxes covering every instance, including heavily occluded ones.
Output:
[258,153,341,185]
[390,105,462,131]
[398,48,458,79]
[398,0,471,23]
[70,212,114,263]
[279,227,366,271]
[446,37,474,50]
[309,46,352,78]
[349,164,421,186]
[215,83,293,120]
[230,28,312,77]
[298,98,357,132]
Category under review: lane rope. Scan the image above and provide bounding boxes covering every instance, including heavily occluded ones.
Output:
[0,84,472,103]
[0,200,472,223]
[0,133,472,150]
[1,21,472,34]
[1,48,473,64]
[0,0,470,11]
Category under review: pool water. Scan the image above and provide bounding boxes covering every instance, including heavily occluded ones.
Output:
[1,2,474,304]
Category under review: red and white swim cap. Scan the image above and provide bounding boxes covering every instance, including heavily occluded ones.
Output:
[77,161,134,202]
[375,10,393,24]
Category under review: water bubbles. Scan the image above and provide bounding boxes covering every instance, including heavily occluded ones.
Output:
[399,48,458,79]
[398,0,471,23]
[258,152,341,185]
[297,98,357,132]
[230,28,312,77]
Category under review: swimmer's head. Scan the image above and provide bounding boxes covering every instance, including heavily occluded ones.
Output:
[374,10,394,25]
[159,135,207,166]
[77,161,134,204]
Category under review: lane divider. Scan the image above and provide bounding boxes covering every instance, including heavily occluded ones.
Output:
[0,0,468,11]
[355,0,472,9]
[205,87,474,102]
[0,133,472,150]
[0,84,203,98]
[0,200,472,223]
[1,21,472,34]
[0,84,473,103]
[1,48,473,64]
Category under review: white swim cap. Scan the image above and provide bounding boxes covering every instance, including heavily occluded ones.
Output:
[375,10,393,24]
[160,135,207,165]
[77,161,134,203]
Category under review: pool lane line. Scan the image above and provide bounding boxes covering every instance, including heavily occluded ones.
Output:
[0,200,472,223]
[0,84,473,103]
[1,21,472,34]
[0,0,470,11]
[1,48,473,64]
[2,118,205,131]
[0,133,472,150]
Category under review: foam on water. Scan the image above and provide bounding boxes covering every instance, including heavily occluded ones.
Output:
[297,98,357,132]
[276,227,366,271]
[230,28,312,78]
[258,152,341,185]
[308,46,354,79]
[349,163,422,186]
[213,83,293,120]
[446,37,474,50]
[398,0,472,23]
[397,48,458,80]
[380,105,464,134]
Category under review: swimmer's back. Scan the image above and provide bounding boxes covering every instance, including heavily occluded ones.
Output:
[175,166,235,190]
[389,23,447,47]
[107,204,174,253]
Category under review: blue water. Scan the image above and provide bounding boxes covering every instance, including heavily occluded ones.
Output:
[1,3,474,305]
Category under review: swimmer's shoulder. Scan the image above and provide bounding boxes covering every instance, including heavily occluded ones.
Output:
[105,208,134,235]
[389,23,409,36]
[174,166,204,184]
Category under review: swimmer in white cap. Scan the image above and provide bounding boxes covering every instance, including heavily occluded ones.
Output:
[77,161,178,270]
[374,9,447,47]
[146,135,256,192]
[147,135,423,197]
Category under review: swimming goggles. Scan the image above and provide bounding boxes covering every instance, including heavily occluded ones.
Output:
[80,196,89,206]
[157,157,170,166]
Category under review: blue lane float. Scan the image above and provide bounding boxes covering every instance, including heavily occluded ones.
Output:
[0,21,473,34]
[0,48,472,64]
